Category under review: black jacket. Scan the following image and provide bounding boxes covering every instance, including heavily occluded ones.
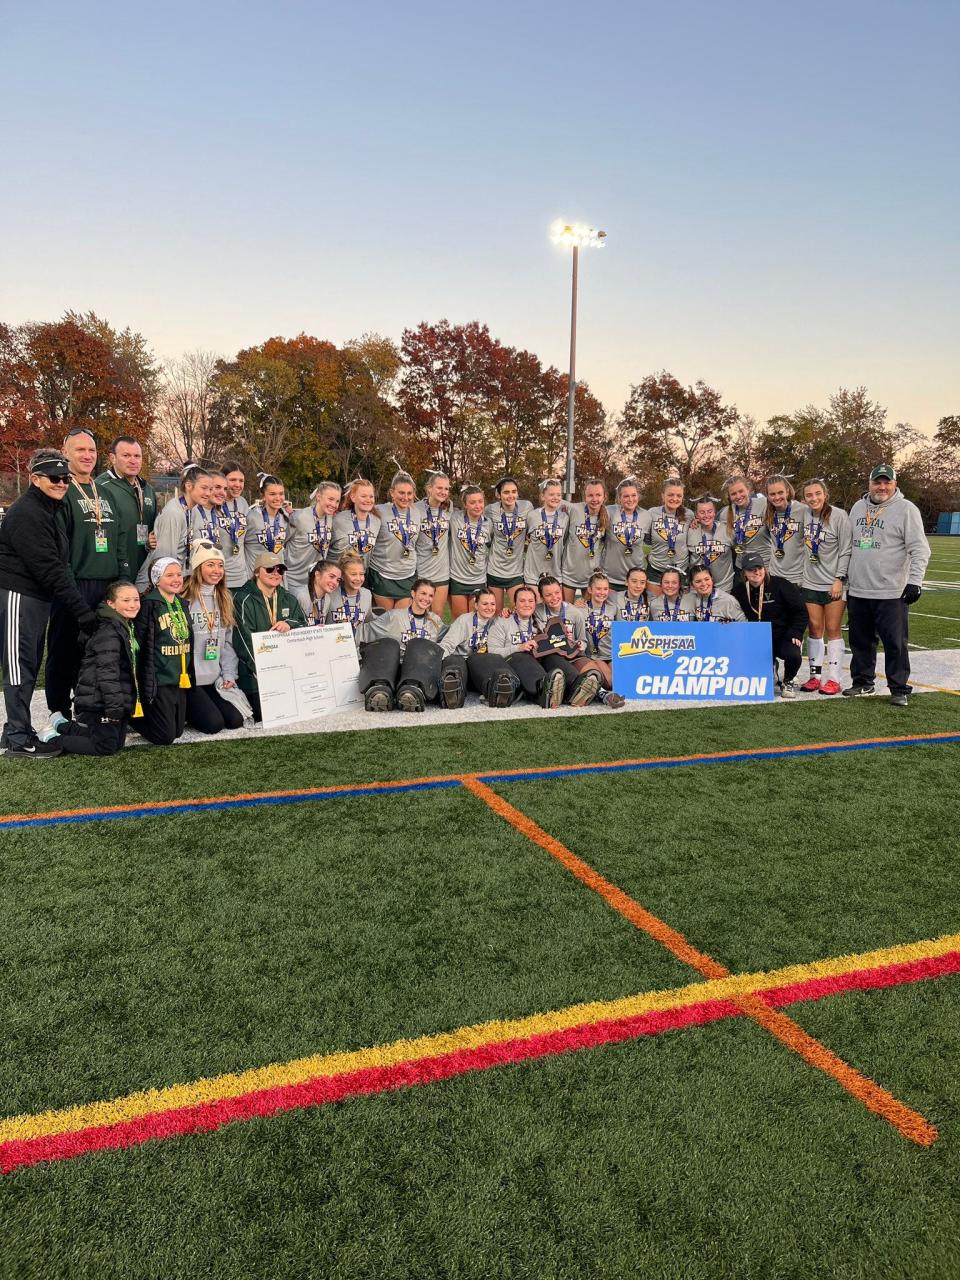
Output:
[733,574,808,641]
[0,485,97,627]
[74,605,140,720]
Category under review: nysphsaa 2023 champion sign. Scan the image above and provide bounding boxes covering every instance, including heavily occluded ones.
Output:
[612,621,774,703]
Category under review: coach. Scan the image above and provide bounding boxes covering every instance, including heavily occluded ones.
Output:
[733,551,808,698]
[0,450,98,758]
[98,435,158,581]
[843,464,929,707]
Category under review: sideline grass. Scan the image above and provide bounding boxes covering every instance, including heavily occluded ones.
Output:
[1,694,958,816]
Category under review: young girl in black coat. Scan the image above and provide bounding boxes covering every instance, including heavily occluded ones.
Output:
[55,581,145,756]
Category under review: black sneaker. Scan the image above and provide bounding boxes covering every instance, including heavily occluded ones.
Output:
[538,668,565,709]
[440,668,464,709]
[4,739,63,760]
[397,685,426,713]
[364,685,394,713]
[890,692,909,707]
[841,683,876,698]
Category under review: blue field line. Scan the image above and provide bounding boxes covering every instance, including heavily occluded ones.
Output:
[1,779,461,830]
[2,733,959,831]
[479,734,960,784]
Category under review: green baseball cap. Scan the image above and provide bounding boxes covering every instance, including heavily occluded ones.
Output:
[869,464,896,482]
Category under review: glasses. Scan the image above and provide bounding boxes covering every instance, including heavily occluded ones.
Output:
[262,566,284,575]
[41,476,70,486]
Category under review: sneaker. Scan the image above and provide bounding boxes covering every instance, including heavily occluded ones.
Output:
[488,670,516,709]
[601,690,626,709]
[780,681,798,700]
[568,671,602,707]
[818,679,842,696]
[397,685,426,713]
[890,692,909,707]
[538,668,565,709]
[39,712,68,742]
[364,685,394,713]
[4,739,63,760]
[440,668,464,709]
[800,676,821,692]
[841,683,876,698]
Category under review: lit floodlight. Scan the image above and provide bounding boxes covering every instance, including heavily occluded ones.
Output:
[550,220,607,249]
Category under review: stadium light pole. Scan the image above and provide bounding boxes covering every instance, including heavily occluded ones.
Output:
[550,220,607,500]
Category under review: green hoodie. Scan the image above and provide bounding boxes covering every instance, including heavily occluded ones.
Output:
[63,477,123,579]
[232,579,306,691]
[97,470,157,578]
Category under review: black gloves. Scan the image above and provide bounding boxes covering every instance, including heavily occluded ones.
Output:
[901,584,921,605]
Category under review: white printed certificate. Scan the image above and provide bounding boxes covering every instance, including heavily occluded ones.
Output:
[252,624,361,727]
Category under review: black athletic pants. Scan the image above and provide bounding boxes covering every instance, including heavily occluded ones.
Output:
[847,596,911,695]
[185,683,245,734]
[771,628,804,683]
[0,589,51,749]
[439,653,519,706]
[359,638,444,702]
[59,715,128,757]
[141,684,187,745]
[507,652,551,700]
[45,578,109,717]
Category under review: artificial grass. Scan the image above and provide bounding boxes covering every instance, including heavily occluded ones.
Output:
[1,694,958,817]
[5,979,959,1280]
[4,699,960,1278]
[1,789,691,1117]
[502,742,960,974]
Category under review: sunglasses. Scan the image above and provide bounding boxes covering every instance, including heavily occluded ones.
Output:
[262,566,285,575]
[40,475,70,485]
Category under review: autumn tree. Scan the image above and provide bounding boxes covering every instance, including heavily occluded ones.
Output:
[0,323,46,493]
[617,372,739,494]
[151,350,225,469]
[757,387,908,509]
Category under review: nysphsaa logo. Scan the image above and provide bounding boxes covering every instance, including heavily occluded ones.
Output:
[617,626,696,659]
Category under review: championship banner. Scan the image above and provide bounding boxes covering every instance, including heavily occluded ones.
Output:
[253,623,361,727]
[612,621,774,703]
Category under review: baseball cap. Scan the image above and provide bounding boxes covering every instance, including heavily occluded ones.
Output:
[869,464,896,482]
[253,551,287,573]
[740,552,766,570]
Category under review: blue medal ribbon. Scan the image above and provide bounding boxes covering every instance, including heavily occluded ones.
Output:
[463,515,483,561]
[586,603,610,653]
[406,607,429,641]
[773,502,792,556]
[662,593,682,621]
[392,504,414,553]
[352,512,373,554]
[619,508,639,549]
[808,517,824,562]
[621,594,649,622]
[699,524,718,565]
[512,612,534,645]
[313,514,332,555]
[499,505,520,555]
[733,501,751,546]
[582,512,599,557]
[225,499,244,550]
[696,590,716,622]
[425,505,445,553]
[661,510,681,554]
[470,612,493,653]
[262,507,283,553]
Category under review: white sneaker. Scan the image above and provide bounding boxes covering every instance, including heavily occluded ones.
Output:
[780,681,798,700]
[39,713,67,742]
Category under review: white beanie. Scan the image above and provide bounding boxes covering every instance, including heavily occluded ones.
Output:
[149,556,180,587]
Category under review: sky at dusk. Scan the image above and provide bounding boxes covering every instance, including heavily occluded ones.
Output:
[3,0,958,434]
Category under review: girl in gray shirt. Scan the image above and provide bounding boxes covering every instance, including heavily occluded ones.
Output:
[414,471,453,617]
[449,486,494,617]
[244,474,294,577]
[798,478,853,696]
[485,476,534,609]
[720,475,769,569]
[563,478,609,597]
[287,481,342,601]
[605,477,651,589]
[368,471,423,608]
[330,479,382,567]
[686,497,734,592]
[524,478,569,589]
[765,475,808,586]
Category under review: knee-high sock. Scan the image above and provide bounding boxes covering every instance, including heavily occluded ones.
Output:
[826,637,844,682]
[807,636,824,674]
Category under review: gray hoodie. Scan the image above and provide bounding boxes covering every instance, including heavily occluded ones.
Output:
[847,489,930,599]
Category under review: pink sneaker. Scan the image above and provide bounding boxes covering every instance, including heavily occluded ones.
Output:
[800,676,821,692]
[819,679,841,695]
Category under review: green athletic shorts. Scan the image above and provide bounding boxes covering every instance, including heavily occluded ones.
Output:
[449,578,486,597]
[487,573,525,590]
[802,587,838,606]
[368,567,416,599]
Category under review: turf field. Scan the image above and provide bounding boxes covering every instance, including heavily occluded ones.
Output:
[909,536,960,650]
[3,695,960,1278]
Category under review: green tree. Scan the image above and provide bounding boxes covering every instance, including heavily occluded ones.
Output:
[617,372,739,493]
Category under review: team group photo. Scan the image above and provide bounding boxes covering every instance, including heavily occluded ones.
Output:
[3,3,960,1278]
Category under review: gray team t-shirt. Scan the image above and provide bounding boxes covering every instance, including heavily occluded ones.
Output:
[448,510,494,587]
[801,507,853,591]
[720,495,769,567]
[369,502,423,581]
[767,501,810,585]
[330,508,381,563]
[524,506,569,585]
[685,521,734,592]
[604,505,650,585]
[414,501,453,582]
[217,496,250,588]
[485,500,534,580]
[563,503,608,587]
[244,504,293,576]
[646,506,692,574]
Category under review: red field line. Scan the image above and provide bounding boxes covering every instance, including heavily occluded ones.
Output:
[460,775,939,1148]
